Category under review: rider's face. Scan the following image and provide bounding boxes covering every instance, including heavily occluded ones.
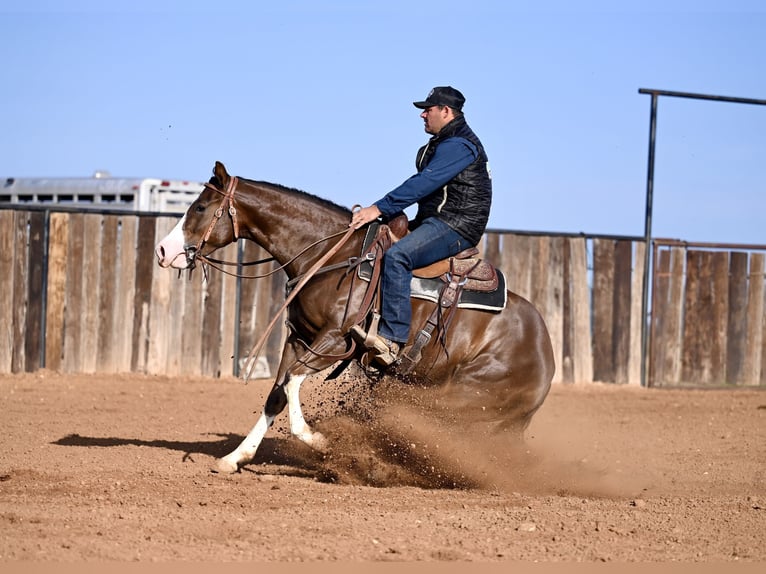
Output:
[420,105,453,135]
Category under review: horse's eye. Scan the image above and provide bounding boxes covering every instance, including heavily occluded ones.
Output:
[195,203,206,213]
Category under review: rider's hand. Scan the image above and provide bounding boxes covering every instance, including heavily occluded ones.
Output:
[349,205,382,229]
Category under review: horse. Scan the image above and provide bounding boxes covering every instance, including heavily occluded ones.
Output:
[155,161,555,475]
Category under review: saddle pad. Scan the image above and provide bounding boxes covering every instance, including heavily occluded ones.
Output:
[410,271,507,312]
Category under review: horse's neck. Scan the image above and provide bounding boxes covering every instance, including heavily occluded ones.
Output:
[239,183,351,278]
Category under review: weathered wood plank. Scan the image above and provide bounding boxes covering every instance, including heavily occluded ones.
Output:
[681,253,702,382]
[483,233,501,268]
[665,246,686,385]
[218,243,240,377]
[503,234,534,302]
[201,243,238,377]
[249,244,279,378]
[710,252,729,384]
[683,250,728,385]
[744,253,764,386]
[266,266,288,377]
[166,269,187,376]
[569,237,592,383]
[544,237,564,384]
[650,247,671,387]
[726,252,748,384]
[592,238,615,382]
[237,241,262,364]
[115,216,137,372]
[96,216,118,372]
[44,213,69,371]
[628,241,645,386]
[63,214,84,373]
[79,215,102,374]
[131,216,157,372]
[561,239,574,383]
[612,240,632,384]
[762,273,766,386]
[651,246,681,387]
[181,270,204,376]
[24,212,46,371]
[200,268,223,377]
[532,236,551,321]
[0,211,14,372]
[146,217,177,374]
[11,212,29,373]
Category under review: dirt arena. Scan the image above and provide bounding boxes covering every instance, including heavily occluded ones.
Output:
[0,368,764,563]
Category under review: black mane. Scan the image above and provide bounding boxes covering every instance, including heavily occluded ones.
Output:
[209,174,351,217]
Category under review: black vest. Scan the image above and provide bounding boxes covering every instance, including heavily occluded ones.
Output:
[413,116,492,246]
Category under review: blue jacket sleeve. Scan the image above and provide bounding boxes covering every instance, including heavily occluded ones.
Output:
[374,137,478,217]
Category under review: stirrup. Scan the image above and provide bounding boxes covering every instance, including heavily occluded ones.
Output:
[349,325,400,366]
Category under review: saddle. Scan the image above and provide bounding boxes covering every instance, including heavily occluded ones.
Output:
[354,215,505,374]
[369,213,500,293]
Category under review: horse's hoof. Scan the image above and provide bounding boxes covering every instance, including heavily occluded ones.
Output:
[297,430,329,453]
[211,458,239,474]
[310,432,329,453]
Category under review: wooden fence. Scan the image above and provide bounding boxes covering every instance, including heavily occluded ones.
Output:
[649,240,766,387]
[1,207,764,387]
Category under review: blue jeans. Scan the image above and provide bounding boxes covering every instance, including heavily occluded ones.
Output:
[378,217,469,343]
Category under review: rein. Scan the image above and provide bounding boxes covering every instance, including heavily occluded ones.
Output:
[199,228,350,281]
[241,221,360,382]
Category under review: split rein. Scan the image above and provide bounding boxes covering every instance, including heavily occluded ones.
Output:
[197,229,352,282]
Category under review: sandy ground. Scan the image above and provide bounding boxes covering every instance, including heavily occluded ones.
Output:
[0,368,764,563]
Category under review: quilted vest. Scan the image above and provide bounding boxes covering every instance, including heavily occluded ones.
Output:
[413,116,492,246]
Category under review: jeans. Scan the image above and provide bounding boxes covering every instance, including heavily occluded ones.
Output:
[378,217,469,343]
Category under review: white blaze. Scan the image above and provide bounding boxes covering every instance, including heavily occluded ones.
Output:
[155,215,188,269]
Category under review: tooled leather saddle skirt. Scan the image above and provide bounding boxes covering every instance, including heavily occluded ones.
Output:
[358,217,506,311]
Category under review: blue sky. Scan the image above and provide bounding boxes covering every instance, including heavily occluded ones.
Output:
[1,0,764,244]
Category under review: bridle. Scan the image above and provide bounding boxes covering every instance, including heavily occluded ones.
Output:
[184,176,240,269]
[184,177,354,282]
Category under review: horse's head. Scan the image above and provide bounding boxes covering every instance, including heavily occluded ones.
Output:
[155,161,239,269]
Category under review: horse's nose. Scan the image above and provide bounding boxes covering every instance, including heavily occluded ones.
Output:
[155,243,166,265]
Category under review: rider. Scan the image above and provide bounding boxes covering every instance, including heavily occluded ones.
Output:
[349,86,492,365]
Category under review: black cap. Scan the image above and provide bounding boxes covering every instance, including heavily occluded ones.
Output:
[413,86,465,111]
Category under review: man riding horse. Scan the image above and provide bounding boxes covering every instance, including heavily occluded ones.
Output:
[154,87,553,475]
[349,86,492,366]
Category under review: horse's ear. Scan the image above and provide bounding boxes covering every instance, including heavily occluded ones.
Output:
[213,161,229,187]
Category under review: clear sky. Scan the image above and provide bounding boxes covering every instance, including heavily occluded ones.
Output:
[1,0,764,244]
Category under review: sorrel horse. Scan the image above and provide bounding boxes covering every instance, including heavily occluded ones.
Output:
[155,161,555,474]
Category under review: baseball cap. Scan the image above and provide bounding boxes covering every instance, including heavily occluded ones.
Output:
[413,86,465,111]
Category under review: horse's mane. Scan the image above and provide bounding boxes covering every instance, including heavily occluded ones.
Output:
[209,174,351,217]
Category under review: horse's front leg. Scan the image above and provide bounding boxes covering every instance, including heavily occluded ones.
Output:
[213,331,343,474]
[212,378,289,474]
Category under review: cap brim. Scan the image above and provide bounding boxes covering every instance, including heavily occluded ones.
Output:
[413,101,433,109]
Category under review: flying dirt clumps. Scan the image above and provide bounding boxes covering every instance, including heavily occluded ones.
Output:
[296,368,646,498]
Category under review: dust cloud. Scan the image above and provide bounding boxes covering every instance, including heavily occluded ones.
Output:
[293,367,649,498]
